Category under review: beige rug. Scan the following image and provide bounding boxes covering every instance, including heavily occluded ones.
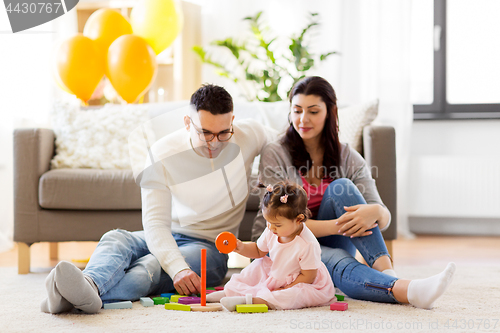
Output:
[1,264,499,333]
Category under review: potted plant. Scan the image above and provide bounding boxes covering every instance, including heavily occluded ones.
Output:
[193,11,337,102]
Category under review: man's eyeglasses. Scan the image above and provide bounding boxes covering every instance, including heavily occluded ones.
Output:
[189,117,234,142]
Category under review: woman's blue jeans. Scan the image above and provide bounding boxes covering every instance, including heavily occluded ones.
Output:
[316,178,398,303]
[83,230,228,303]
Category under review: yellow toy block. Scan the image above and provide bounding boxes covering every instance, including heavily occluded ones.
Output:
[169,295,187,303]
[165,303,191,311]
[236,304,268,313]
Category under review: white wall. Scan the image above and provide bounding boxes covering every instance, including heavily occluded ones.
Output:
[0,7,76,252]
[409,120,500,235]
[410,120,500,156]
[0,14,52,252]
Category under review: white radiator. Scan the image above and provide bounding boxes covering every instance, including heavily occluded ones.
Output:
[408,156,500,218]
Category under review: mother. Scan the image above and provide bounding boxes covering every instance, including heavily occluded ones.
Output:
[252,76,455,308]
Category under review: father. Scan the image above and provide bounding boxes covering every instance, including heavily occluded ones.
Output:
[41,84,274,314]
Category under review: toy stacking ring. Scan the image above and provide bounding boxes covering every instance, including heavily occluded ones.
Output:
[215,231,237,254]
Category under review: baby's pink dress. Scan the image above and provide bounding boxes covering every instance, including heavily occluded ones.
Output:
[224,224,337,310]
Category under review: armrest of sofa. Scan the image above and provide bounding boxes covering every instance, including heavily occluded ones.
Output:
[14,128,55,243]
[362,125,397,240]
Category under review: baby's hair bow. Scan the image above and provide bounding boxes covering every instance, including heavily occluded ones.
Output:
[280,194,288,204]
[266,185,273,192]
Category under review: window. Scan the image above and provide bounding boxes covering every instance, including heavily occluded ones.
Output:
[411,0,500,119]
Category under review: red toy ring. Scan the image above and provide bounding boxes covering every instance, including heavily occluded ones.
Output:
[215,232,237,254]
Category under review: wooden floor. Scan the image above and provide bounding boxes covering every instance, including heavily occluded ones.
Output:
[0,235,499,272]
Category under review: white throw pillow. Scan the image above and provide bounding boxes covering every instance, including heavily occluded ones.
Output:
[338,100,379,153]
[51,99,149,169]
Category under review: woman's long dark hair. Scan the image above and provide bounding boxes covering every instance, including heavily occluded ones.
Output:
[281,76,341,179]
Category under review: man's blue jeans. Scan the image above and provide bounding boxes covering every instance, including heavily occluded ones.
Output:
[316,178,399,303]
[83,231,228,303]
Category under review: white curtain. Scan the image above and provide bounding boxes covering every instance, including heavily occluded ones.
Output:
[337,0,414,237]
[0,9,77,253]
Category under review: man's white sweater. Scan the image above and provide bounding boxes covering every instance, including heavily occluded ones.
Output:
[141,119,272,278]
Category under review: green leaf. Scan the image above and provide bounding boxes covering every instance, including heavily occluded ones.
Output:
[192,45,206,60]
[216,70,231,78]
[255,11,263,22]
[320,51,337,61]
[299,22,318,40]
[212,38,245,59]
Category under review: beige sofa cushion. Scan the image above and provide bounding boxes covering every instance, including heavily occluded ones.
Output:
[39,169,262,211]
[39,169,141,210]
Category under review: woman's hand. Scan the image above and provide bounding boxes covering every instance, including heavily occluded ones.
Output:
[336,204,380,238]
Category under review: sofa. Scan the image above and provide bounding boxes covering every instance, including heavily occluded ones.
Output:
[13,100,397,274]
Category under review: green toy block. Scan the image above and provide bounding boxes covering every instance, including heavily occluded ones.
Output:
[335,294,345,301]
[236,304,268,313]
[170,295,187,303]
[152,297,170,305]
[165,303,191,311]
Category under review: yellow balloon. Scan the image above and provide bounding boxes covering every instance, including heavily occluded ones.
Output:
[83,9,133,55]
[106,35,157,103]
[55,34,105,102]
[51,56,73,95]
[53,71,73,95]
[130,0,183,55]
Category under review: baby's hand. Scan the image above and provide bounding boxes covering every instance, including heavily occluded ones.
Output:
[274,284,292,291]
[235,239,243,252]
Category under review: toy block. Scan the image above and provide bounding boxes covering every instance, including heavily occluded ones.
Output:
[152,297,169,305]
[160,293,175,299]
[214,286,224,291]
[170,295,187,303]
[165,303,191,311]
[140,297,154,307]
[330,302,348,311]
[236,304,268,313]
[335,294,345,301]
[179,297,201,305]
[103,301,133,309]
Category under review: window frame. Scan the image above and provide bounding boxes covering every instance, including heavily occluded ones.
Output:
[413,0,500,120]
